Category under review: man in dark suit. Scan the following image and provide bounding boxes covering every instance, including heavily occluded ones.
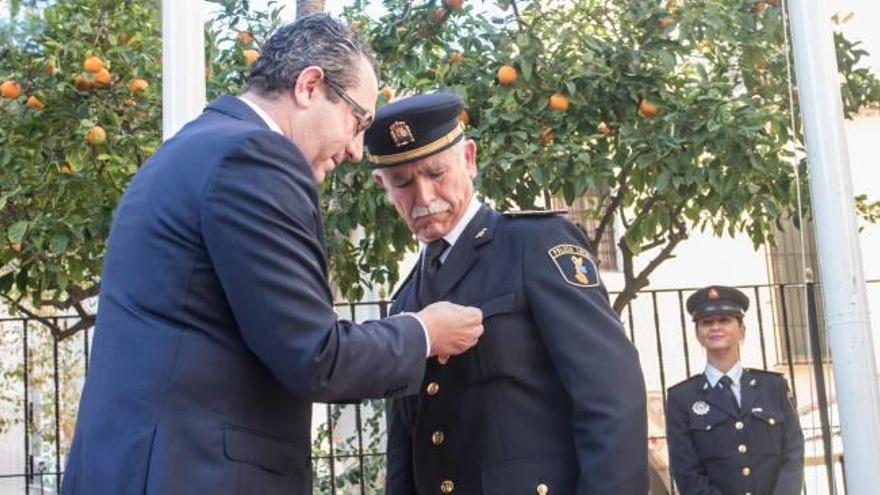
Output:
[366,93,648,495]
[666,286,804,494]
[63,16,484,495]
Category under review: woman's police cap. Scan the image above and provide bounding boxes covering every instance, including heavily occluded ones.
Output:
[686,286,750,321]
[364,92,465,168]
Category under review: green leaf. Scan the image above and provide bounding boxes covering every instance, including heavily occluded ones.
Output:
[7,221,28,244]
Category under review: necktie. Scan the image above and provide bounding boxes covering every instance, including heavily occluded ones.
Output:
[424,238,449,279]
[719,375,740,414]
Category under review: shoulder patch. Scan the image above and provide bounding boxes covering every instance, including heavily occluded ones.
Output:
[503,209,566,217]
[547,244,599,287]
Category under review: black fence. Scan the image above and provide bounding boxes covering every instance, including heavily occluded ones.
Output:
[2,281,876,494]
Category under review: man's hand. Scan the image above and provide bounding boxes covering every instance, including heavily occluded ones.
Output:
[417,302,483,357]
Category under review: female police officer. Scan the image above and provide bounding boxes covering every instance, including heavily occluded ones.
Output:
[666,286,804,494]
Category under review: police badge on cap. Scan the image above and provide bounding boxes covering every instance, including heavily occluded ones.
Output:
[364,92,466,168]
[686,286,750,321]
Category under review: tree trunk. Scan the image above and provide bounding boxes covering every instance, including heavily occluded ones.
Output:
[295,0,325,19]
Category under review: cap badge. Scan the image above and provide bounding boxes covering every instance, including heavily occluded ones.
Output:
[389,121,415,147]
[708,287,720,300]
[692,401,710,415]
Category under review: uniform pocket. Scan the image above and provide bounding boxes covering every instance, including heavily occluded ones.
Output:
[223,424,303,475]
[477,291,516,318]
[749,408,784,454]
[482,456,576,495]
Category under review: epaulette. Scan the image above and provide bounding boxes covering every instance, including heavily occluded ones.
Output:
[502,209,566,217]
[746,368,784,377]
[668,373,705,392]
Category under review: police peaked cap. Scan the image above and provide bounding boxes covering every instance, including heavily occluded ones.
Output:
[364,92,465,168]
[686,286,750,321]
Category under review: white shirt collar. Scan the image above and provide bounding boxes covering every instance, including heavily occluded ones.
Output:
[237,96,283,134]
[420,196,482,264]
[704,361,744,388]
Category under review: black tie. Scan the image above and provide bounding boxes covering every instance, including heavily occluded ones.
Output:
[719,375,740,414]
[424,238,449,279]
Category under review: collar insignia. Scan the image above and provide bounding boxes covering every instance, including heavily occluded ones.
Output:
[474,227,487,239]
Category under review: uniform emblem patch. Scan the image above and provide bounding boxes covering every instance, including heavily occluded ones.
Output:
[389,121,415,147]
[547,244,599,288]
[692,401,710,416]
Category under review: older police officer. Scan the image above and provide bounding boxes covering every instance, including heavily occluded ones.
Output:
[666,286,804,495]
[366,93,648,495]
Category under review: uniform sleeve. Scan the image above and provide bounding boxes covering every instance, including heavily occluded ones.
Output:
[666,389,724,495]
[385,398,417,495]
[522,217,647,495]
[201,131,426,400]
[772,379,805,495]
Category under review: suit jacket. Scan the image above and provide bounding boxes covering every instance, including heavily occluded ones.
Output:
[385,205,648,495]
[666,369,805,495]
[62,96,427,495]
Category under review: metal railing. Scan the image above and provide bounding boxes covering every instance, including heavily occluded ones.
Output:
[2,281,875,494]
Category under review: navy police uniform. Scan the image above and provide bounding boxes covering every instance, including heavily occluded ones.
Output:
[666,287,804,495]
[366,94,648,494]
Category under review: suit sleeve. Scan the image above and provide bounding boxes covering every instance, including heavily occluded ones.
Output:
[772,379,805,495]
[385,398,417,495]
[666,389,724,495]
[201,131,426,401]
[522,217,647,495]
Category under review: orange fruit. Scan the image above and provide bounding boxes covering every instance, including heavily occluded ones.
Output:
[1,80,21,99]
[74,75,92,91]
[597,121,612,137]
[460,110,470,126]
[549,93,569,112]
[539,127,555,146]
[128,78,149,93]
[83,56,104,74]
[380,87,394,102]
[25,96,45,109]
[638,99,659,118]
[59,163,73,174]
[238,31,253,44]
[497,65,518,86]
[753,1,767,13]
[93,68,112,86]
[445,0,464,10]
[657,16,675,28]
[86,125,107,146]
[449,51,464,64]
[244,49,259,66]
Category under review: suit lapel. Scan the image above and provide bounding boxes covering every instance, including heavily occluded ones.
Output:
[702,375,740,417]
[740,369,759,414]
[431,205,498,300]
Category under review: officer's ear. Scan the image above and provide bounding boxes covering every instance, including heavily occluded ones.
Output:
[462,139,477,179]
[292,66,325,108]
[371,169,387,190]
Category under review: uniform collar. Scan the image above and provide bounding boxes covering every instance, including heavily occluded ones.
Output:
[704,361,743,388]
[237,95,283,134]
[420,196,482,260]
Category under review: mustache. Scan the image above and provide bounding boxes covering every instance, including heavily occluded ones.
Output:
[411,200,452,220]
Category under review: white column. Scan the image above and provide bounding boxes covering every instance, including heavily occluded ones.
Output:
[788,1,880,493]
[162,0,206,140]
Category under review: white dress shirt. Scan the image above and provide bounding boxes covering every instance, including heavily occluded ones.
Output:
[704,361,744,405]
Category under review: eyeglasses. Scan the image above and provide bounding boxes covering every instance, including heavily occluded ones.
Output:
[323,77,373,135]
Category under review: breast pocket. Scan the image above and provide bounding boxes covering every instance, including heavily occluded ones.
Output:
[460,292,516,381]
[749,408,785,455]
[689,407,733,460]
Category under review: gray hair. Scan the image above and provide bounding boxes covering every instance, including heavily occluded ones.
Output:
[245,14,378,99]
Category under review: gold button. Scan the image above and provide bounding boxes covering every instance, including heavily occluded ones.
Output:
[738,444,748,454]
[537,483,549,495]
[769,418,776,426]
[742,467,751,477]
[432,431,445,445]
[735,421,744,430]
[426,382,440,396]
[438,355,449,365]
[440,480,454,493]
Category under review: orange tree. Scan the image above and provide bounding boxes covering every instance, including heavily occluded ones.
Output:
[329,0,880,311]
